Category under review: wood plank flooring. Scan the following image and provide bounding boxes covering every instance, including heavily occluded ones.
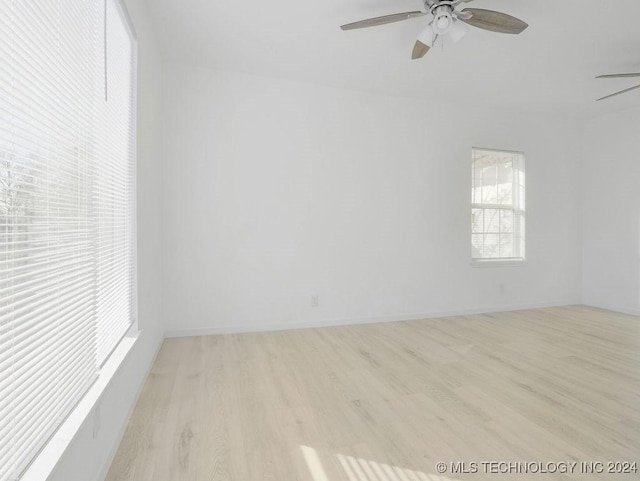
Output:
[104,306,640,481]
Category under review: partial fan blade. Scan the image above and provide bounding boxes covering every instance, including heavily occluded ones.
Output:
[597,84,640,101]
[460,8,528,34]
[596,73,640,79]
[341,11,426,30]
[411,40,430,60]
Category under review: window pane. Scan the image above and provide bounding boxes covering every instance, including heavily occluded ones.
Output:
[483,233,500,258]
[499,209,513,233]
[481,162,498,204]
[472,173,483,204]
[496,159,513,205]
[497,159,513,183]
[484,208,500,233]
[472,209,484,233]
[497,182,512,205]
[471,233,484,258]
[499,233,514,258]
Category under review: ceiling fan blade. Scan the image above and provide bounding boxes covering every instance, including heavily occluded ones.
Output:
[341,11,426,30]
[455,10,473,20]
[460,8,528,34]
[411,40,430,60]
[597,83,640,101]
[596,73,640,79]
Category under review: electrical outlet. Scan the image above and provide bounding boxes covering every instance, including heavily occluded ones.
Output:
[311,295,319,307]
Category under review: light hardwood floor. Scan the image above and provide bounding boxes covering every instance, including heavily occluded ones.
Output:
[105,306,640,481]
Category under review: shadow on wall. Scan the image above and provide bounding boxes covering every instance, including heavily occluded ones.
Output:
[301,445,461,481]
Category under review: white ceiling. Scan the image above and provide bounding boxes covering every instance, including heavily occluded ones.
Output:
[147,0,640,119]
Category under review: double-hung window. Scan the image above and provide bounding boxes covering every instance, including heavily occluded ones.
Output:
[471,148,525,262]
[0,1,136,479]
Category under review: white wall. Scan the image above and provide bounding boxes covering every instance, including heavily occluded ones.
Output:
[46,1,164,480]
[162,64,583,335]
[582,106,640,315]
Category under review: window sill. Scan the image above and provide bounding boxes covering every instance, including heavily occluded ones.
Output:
[471,259,526,268]
[20,326,140,481]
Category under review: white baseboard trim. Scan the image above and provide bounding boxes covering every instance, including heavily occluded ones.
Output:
[581,302,640,317]
[165,299,582,338]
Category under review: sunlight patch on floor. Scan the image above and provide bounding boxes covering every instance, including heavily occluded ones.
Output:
[301,445,331,481]
[301,445,461,481]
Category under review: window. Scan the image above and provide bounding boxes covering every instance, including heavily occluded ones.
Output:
[471,148,525,262]
[0,1,136,479]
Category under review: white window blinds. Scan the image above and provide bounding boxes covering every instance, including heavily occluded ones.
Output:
[0,1,136,479]
[95,0,136,366]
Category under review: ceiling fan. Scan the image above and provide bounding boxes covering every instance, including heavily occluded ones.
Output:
[340,0,528,60]
[596,73,640,101]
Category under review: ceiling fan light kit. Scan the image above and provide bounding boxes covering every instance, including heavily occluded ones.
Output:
[449,20,469,43]
[432,5,454,34]
[340,0,529,60]
[417,25,435,47]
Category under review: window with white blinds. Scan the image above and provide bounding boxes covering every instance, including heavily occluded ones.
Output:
[0,1,136,479]
[95,0,136,365]
[471,148,525,261]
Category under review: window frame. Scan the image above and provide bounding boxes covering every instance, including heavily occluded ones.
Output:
[470,147,526,266]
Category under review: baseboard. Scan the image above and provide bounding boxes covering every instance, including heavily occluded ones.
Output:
[165,299,582,338]
[581,302,640,317]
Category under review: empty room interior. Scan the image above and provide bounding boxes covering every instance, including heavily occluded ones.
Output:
[2,0,640,480]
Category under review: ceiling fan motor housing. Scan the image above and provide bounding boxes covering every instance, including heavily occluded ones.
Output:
[432,5,454,34]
